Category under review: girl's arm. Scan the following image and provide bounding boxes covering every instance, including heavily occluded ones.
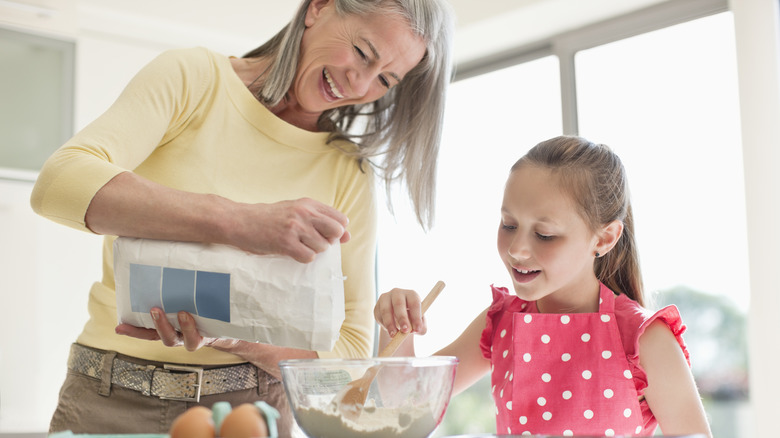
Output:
[435,308,491,396]
[374,288,490,396]
[639,320,713,438]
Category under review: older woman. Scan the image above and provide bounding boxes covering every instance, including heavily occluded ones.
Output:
[31,0,454,435]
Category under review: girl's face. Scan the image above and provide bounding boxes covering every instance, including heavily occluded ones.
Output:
[295,0,426,114]
[497,164,604,313]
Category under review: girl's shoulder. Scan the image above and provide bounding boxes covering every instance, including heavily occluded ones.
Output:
[487,284,533,316]
[613,293,690,369]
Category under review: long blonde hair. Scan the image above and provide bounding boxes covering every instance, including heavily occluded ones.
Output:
[243,0,455,230]
[512,136,645,305]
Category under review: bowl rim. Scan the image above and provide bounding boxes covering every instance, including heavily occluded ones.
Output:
[279,355,459,368]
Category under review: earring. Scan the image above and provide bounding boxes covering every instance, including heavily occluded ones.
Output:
[595,252,600,258]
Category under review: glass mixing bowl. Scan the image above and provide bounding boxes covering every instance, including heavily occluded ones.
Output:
[279,356,458,438]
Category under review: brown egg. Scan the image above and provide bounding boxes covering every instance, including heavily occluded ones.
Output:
[219,403,269,438]
[169,405,215,438]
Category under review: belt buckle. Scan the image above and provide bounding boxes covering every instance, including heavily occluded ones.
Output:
[161,364,204,402]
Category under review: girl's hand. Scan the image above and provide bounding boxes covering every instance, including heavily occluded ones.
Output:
[374,288,427,338]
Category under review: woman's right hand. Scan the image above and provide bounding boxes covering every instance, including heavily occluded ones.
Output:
[374,288,428,339]
[85,172,350,264]
[229,198,350,263]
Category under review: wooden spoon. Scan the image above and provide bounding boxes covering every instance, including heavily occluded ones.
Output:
[332,280,446,422]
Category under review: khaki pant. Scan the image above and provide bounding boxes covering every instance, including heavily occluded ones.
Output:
[49,350,295,437]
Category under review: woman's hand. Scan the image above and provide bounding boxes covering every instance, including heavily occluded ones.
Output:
[229,198,351,263]
[115,308,317,380]
[374,288,428,338]
[86,172,350,264]
[115,308,240,352]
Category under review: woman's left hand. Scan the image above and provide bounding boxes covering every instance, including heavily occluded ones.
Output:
[115,307,317,380]
[115,307,240,351]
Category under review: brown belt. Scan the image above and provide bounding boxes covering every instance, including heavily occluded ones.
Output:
[68,343,260,402]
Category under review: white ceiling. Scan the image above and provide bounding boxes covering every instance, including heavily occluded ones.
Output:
[2,0,668,64]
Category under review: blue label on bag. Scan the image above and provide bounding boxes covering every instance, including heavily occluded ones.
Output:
[129,263,231,322]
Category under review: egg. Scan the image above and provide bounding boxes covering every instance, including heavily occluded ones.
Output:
[169,405,215,438]
[219,403,269,438]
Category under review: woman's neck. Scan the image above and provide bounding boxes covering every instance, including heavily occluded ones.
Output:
[230,56,321,132]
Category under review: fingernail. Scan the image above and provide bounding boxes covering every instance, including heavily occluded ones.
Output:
[178,312,187,324]
[151,310,159,321]
[401,324,409,333]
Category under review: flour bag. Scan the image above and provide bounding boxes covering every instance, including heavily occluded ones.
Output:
[114,237,345,351]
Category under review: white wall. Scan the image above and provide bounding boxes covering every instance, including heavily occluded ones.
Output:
[0,5,263,433]
[730,0,780,434]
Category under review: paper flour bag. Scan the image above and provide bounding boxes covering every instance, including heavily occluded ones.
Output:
[114,237,345,351]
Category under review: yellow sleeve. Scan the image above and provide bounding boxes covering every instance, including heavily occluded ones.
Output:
[30,48,211,232]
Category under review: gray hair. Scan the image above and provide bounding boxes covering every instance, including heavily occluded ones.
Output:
[243,0,455,230]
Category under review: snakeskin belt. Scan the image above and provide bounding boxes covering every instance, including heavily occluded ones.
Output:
[68,343,259,402]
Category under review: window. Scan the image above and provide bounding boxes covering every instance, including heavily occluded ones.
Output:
[576,12,749,437]
[0,27,74,177]
[377,6,748,438]
[377,56,561,436]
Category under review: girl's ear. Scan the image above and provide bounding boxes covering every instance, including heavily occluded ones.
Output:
[305,0,332,27]
[595,220,624,257]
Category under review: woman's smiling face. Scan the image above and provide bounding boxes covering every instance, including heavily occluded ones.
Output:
[295,0,427,114]
[497,164,603,312]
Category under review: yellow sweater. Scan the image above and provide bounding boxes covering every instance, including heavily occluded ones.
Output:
[31,47,377,364]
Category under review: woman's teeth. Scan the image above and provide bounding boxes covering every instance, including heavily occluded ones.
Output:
[323,69,344,99]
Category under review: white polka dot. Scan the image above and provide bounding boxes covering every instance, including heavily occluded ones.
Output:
[604,389,614,398]
[560,315,570,324]
[521,302,527,309]
[624,369,633,379]
[506,401,512,410]
[491,364,494,372]
[541,334,551,344]
[635,426,642,434]
[601,314,611,322]
[561,353,571,362]
[542,411,552,421]
[524,314,533,323]
[542,373,552,382]
[537,397,547,406]
[523,353,532,362]
[563,431,574,437]
[519,416,528,425]
[581,333,591,342]
[584,409,594,419]
[505,371,510,379]
[500,389,504,398]
[503,350,509,358]
[500,329,507,338]
[521,432,531,436]
[605,429,615,437]
[491,385,496,393]
[510,373,514,381]
[582,370,592,380]
[562,390,572,399]
[507,427,512,434]
[624,408,632,418]
[602,350,612,359]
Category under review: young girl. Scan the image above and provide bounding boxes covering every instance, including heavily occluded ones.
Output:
[374,136,712,437]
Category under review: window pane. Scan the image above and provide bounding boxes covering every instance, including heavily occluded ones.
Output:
[376,56,561,436]
[0,28,74,175]
[576,12,749,437]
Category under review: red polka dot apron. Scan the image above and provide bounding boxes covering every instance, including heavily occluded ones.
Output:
[490,284,644,436]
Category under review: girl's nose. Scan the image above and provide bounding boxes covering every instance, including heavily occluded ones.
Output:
[508,234,531,260]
